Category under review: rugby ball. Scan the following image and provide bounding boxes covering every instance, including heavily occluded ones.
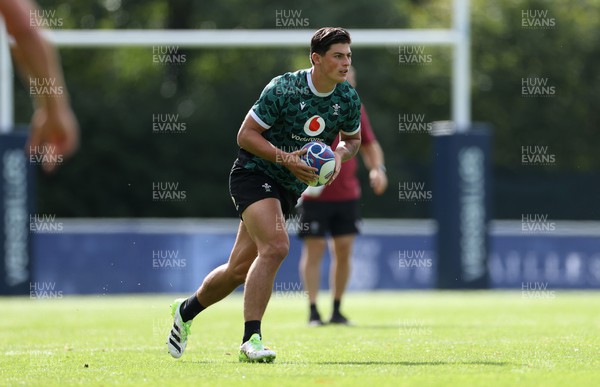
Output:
[301,141,336,187]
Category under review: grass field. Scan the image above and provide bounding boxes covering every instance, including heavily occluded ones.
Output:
[1,291,599,386]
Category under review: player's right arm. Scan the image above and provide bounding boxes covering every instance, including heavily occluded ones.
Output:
[237,114,317,185]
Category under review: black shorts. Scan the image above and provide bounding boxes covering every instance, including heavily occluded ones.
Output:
[229,166,300,220]
[297,200,360,238]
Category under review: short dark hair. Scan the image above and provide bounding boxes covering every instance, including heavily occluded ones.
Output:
[310,27,351,64]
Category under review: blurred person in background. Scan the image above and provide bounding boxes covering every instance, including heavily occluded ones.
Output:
[298,66,387,326]
[0,0,79,172]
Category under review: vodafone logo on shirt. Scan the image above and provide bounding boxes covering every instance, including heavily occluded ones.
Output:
[303,115,326,137]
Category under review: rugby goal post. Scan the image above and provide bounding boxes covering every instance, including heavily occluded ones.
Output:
[1,0,470,131]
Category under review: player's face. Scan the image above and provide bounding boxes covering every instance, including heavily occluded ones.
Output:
[315,43,352,84]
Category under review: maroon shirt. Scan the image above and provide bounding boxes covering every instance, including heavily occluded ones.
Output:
[302,104,376,202]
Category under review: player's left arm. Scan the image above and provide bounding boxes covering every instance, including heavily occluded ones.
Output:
[360,141,388,195]
[328,130,361,185]
[328,90,362,185]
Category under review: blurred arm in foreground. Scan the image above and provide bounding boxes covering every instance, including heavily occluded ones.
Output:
[0,0,78,172]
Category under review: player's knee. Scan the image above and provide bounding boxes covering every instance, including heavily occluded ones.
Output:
[304,252,323,265]
[306,239,327,257]
[332,240,354,262]
[229,261,251,285]
[260,240,289,263]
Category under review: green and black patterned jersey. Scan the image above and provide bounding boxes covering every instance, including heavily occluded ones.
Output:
[235,68,361,196]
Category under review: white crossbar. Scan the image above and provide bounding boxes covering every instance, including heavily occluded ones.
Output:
[40,28,459,47]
